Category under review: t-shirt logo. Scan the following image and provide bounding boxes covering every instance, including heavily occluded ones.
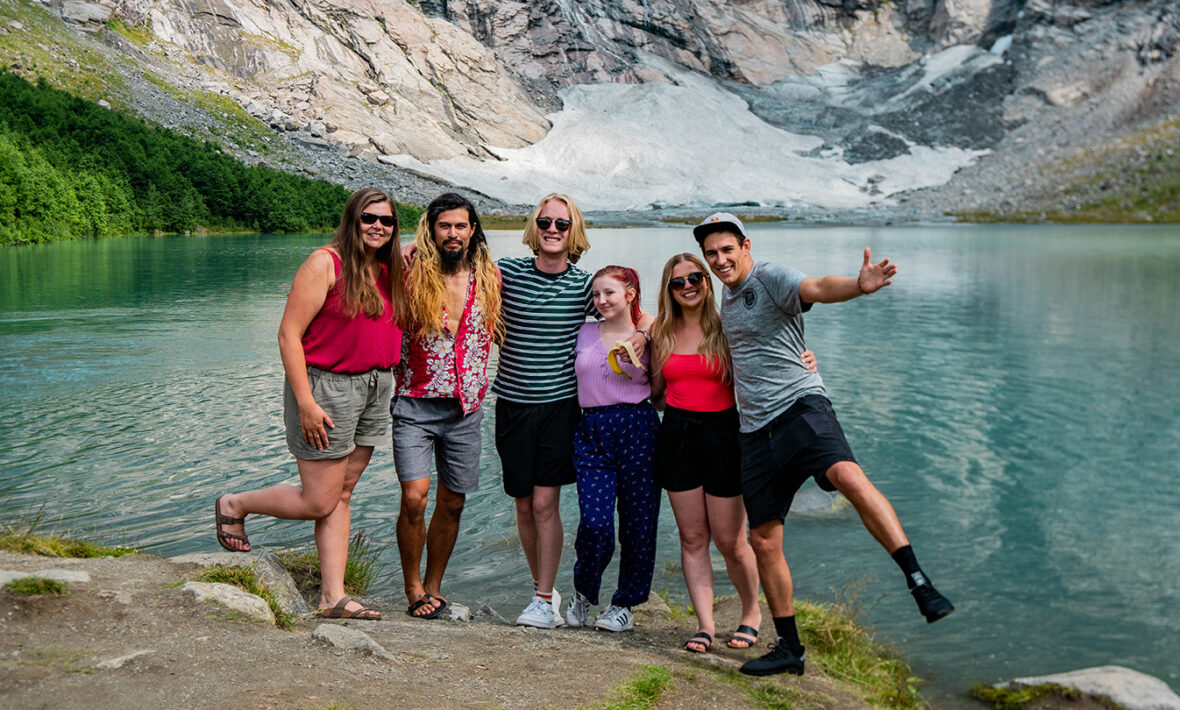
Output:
[743,290,757,308]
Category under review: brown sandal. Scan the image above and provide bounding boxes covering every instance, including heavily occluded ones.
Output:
[315,596,381,620]
[214,495,250,552]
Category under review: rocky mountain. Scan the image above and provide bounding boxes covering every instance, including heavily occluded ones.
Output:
[3,0,1178,216]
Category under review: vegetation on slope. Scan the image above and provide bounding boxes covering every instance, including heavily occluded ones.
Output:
[960,115,1180,223]
[0,72,360,243]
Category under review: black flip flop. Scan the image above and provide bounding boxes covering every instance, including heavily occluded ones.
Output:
[419,593,448,620]
[684,631,713,653]
[727,624,759,649]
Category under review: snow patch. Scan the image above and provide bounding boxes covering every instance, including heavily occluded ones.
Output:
[390,57,985,211]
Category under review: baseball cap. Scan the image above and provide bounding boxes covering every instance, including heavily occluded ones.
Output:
[692,212,748,245]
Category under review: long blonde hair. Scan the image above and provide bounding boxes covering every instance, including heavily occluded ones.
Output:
[651,253,732,382]
[327,187,407,325]
[407,193,503,340]
[520,193,590,264]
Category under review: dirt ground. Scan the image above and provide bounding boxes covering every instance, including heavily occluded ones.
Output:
[0,550,877,709]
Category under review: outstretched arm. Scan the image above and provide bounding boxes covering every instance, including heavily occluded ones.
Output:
[798,247,897,304]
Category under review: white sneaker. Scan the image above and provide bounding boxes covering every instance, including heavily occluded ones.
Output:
[516,595,557,629]
[551,588,565,627]
[594,604,633,632]
[566,591,592,627]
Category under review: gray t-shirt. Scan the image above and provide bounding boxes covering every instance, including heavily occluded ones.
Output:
[720,261,827,432]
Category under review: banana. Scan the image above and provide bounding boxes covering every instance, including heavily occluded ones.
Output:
[607,340,645,379]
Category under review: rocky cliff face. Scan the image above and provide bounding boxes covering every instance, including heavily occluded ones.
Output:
[15,0,1180,214]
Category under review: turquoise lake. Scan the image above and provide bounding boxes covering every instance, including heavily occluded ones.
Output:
[1,224,1177,705]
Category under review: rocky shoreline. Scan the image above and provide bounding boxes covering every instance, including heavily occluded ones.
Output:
[3,548,1179,709]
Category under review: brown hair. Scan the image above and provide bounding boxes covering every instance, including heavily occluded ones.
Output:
[520,193,590,264]
[327,187,407,326]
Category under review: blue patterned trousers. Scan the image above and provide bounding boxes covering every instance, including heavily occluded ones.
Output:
[572,402,661,607]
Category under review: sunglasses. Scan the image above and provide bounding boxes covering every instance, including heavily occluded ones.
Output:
[668,272,707,291]
[535,217,571,232]
[360,212,396,227]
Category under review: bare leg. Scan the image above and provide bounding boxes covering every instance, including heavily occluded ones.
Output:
[314,446,373,610]
[706,493,761,642]
[531,485,563,594]
[515,494,539,585]
[397,477,432,612]
[668,488,715,650]
[749,520,794,618]
[423,484,466,601]
[825,462,909,553]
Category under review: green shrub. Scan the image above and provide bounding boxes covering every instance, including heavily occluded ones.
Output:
[5,576,67,595]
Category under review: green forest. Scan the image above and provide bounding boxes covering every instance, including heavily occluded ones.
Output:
[0,73,419,245]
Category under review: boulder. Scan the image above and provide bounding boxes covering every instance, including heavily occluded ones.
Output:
[169,551,311,616]
[312,623,394,660]
[61,1,112,26]
[181,581,275,624]
[997,666,1180,710]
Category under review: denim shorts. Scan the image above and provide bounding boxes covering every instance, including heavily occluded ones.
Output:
[283,367,393,461]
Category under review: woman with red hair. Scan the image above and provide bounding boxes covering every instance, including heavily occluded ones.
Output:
[564,265,661,633]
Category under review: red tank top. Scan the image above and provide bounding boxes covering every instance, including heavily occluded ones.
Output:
[301,250,401,373]
[662,352,736,412]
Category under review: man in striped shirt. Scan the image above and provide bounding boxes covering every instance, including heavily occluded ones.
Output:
[495,193,652,629]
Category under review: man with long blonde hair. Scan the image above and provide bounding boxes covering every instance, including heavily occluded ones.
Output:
[392,192,501,619]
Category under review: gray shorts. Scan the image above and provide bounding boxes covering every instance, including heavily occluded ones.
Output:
[284,367,393,461]
[390,396,482,494]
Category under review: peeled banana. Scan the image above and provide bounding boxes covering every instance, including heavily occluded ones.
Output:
[607,340,645,378]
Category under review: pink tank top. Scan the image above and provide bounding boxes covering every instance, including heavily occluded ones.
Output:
[301,250,401,373]
[662,352,736,412]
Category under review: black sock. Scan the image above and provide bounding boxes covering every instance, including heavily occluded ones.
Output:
[891,544,929,589]
[773,616,804,656]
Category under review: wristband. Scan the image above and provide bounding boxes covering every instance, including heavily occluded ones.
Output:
[636,329,651,343]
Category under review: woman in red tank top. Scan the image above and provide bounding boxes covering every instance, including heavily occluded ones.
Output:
[214,188,407,620]
[651,253,816,653]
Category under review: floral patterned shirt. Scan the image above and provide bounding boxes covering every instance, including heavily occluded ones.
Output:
[395,269,495,415]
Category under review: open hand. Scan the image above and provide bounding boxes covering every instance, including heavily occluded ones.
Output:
[857,247,897,294]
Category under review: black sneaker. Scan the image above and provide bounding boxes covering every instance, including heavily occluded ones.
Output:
[912,583,954,623]
[739,640,805,676]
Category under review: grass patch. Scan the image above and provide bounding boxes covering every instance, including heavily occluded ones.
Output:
[715,666,833,710]
[972,683,1128,710]
[105,17,152,46]
[0,524,137,558]
[21,644,94,673]
[481,214,529,230]
[794,598,924,709]
[652,588,694,620]
[275,531,382,598]
[4,576,67,596]
[586,664,673,710]
[0,1,129,104]
[197,564,297,630]
[958,115,1180,223]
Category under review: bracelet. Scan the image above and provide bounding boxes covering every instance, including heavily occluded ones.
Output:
[856,275,868,295]
[636,329,651,343]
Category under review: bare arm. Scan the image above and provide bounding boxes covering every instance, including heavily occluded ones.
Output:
[798,247,897,304]
[623,308,655,359]
[277,249,336,450]
[649,344,666,410]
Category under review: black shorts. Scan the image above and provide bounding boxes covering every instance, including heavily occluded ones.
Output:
[739,395,856,529]
[495,396,580,498]
[655,405,742,498]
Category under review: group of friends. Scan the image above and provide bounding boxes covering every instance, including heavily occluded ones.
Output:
[212,187,954,677]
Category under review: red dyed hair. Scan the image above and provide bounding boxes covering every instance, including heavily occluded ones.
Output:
[593,265,642,325]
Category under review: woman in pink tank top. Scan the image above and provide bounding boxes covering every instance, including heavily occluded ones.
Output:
[650,253,816,654]
[214,188,407,620]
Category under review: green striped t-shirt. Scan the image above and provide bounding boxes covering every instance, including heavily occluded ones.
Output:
[492,256,594,403]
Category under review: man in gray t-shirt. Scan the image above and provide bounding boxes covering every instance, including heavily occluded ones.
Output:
[694,212,954,678]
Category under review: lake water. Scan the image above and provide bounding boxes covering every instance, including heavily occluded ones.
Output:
[1,224,1177,705]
